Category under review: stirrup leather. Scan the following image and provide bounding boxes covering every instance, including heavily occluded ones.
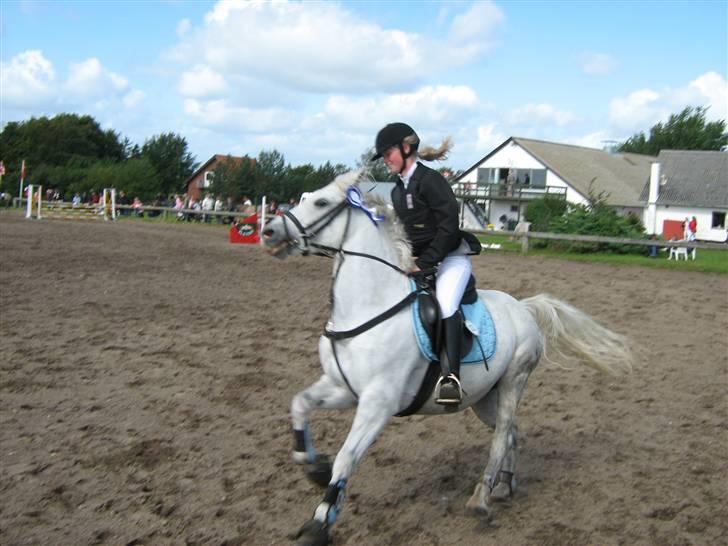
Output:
[435,374,462,405]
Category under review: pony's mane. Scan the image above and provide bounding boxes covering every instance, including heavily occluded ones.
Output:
[331,171,414,270]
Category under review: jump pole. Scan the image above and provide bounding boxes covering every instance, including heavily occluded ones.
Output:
[25,184,42,219]
[260,196,267,246]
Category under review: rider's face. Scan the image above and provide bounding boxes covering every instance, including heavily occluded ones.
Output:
[383,144,410,174]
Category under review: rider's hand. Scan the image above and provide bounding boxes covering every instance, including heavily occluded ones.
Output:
[409,265,421,274]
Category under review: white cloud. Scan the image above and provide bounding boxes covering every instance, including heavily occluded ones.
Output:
[449,1,504,55]
[685,71,728,121]
[579,51,616,75]
[64,58,128,100]
[509,103,579,127]
[475,123,507,156]
[322,85,480,131]
[1,49,145,117]
[123,89,145,109]
[168,0,504,96]
[609,71,728,132]
[177,18,191,37]
[0,50,56,107]
[178,65,228,98]
[567,130,615,150]
[183,98,294,133]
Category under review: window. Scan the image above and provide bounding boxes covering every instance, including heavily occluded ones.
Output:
[477,168,498,184]
[712,211,726,229]
[478,167,547,187]
[510,205,519,212]
[530,169,547,188]
[202,171,214,188]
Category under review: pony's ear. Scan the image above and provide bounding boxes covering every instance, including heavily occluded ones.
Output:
[333,170,362,192]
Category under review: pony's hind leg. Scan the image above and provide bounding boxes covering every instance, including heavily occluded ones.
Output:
[467,351,536,518]
[471,389,519,502]
[291,374,357,487]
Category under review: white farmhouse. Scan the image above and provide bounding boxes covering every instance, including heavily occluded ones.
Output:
[641,150,727,242]
[454,137,654,230]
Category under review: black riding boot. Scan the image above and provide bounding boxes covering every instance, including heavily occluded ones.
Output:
[435,311,463,406]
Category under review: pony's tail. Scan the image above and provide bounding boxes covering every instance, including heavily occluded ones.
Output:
[522,294,633,376]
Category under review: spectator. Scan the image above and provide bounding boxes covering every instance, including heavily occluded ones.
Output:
[117,190,131,216]
[201,193,215,223]
[225,196,235,224]
[132,196,144,217]
[688,216,698,240]
[188,196,201,221]
[72,193,82,207]
[174,194,186,221]
[214,195,224,224]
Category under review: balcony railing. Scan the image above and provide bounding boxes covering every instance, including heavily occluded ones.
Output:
[453,182,566,201]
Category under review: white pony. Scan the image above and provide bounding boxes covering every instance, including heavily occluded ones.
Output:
[262,171,633,546]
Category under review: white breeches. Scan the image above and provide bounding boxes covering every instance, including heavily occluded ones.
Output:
[436,254,472,319]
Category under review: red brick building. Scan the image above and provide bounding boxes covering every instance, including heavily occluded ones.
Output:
[184,155,253,200]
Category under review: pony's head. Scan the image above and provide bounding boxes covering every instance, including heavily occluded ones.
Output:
[262,170,412,267]
[263,170,361,258]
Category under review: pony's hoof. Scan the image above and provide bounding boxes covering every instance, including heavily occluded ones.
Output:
[491,472,515,503]
[490,481,512,502]
[295,519,330,546]
[465,483,492,521]
[306,454,332,488]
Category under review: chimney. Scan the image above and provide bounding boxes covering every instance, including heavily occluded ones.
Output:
[645,162,660,235]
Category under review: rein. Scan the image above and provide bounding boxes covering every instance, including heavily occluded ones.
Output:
[282,190,422,399]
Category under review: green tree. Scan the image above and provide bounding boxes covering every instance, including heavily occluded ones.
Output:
[256,149,287,200]
[141,133,197,196]
[355,148,396,182]
[0,113,126,194]
[617,106,727,155]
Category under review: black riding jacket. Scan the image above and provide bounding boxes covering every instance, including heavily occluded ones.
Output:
[391,162,462,270]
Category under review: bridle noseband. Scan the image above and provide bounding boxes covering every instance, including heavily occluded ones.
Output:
[282,199,350,256]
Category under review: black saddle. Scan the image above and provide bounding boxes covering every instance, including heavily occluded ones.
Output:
[416,274,477,356]
[395,273,479,418]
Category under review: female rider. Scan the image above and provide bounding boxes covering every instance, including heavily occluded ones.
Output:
[371,122,480,406]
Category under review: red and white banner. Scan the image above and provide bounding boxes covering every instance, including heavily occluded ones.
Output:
[20,160,26,181]
[0,161,6,177]
[229,213,261,244]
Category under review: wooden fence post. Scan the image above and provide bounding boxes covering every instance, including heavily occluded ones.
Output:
[520,223,530,254]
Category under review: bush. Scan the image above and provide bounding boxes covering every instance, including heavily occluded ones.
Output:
[524,196,568,231]
[548,193,646,253]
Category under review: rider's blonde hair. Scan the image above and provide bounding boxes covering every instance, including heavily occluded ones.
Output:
[403,134,453,162]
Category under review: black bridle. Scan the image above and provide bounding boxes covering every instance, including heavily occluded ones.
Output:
[277,190,426,399]
[282,199,350,256]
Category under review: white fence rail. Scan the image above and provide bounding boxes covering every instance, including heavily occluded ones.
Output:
[472,228,728,253]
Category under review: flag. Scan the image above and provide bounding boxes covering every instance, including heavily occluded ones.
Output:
[0,161,6,176]
[20,160,26,181]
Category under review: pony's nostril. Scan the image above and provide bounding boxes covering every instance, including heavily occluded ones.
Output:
[263,228,274,237]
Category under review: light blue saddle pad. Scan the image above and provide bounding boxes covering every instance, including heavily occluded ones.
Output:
[411,281,496,365]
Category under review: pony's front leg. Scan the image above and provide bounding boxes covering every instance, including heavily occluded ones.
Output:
[291,374,357,487]
[295,387,397,546]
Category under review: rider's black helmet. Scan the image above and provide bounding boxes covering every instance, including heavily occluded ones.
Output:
[371,122,419,161]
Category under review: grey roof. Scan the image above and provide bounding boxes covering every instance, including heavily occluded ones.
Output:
[459,137,656,207]
[638,150,728,208]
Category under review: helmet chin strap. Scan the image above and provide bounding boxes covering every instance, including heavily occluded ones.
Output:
[398,143,414,175]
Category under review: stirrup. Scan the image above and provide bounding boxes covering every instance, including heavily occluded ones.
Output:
[435,374,462,405]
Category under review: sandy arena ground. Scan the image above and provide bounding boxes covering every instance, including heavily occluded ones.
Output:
[1,211,726,546]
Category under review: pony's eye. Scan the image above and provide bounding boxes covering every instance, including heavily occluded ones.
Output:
[314,198,329,207]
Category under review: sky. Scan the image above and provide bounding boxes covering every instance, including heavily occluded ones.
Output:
[1,0,726,172]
